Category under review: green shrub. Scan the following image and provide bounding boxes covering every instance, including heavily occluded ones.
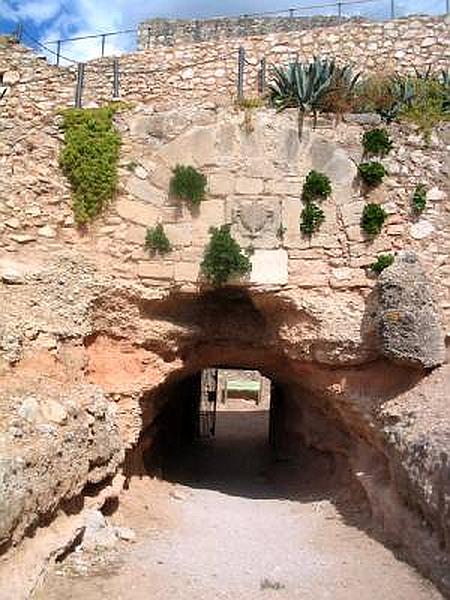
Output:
[412,184,427,214]
[361,203,388,236]
[362,128,393,157]
[302,170,332,201]
[169,165,207,206]
[145,224,172,255]
[399,78,449,141]
[201,225,251,286]
[59,106,121,225]
[300,202,325,236]
[370,254,395,274]
[358,161,387,187]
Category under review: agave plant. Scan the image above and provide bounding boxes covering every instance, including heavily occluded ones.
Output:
[378,75,416,122]
[270,57,337,137]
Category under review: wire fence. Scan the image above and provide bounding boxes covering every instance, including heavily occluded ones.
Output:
[10,0,449,67]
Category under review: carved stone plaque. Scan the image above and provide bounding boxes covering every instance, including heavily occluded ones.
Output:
[228,198,282,249]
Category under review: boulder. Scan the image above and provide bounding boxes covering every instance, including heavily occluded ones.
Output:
[376,251,446,368]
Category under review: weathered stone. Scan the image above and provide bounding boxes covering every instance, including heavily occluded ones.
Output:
[289,259,329,287]
[38,225,56,239]
[410,220,436,240]
[116,199,159,226]
[208,173,235,196]
[174,261,199,282]
[376,251,446,368]
[330,267,370,288]
[137,261,174,280]
[251,249,288,285]
[126,177,167,207]
[235,177,264,195]
[164,222,193,247]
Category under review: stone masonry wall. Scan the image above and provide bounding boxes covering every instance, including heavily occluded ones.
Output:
[1,16,448,112]
[0,23,449,334]
[138,15,356,49]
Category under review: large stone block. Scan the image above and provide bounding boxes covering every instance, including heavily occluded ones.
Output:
[235,177,264,195]
[115,199,159,226]
[164,222,193,247]
[209,173,235,196]
[137,261,174,280]
[191,200,225,243]
[251,249,288,285]
[376,251,446,368]
[289,259,330,287]
[174,261,200,282]
[126,177,167,207]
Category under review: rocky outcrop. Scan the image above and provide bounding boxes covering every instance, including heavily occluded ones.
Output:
[376,251,446,369]
[0,383,123,549]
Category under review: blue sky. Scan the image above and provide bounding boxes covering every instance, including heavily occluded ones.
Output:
[0,0,446,64]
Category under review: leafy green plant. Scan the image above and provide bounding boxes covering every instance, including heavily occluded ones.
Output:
[370,254,395,274]
[169,165,207,206]
[412,184,427,214]
[358,161,387,187]
[59,106,121,225]
[201,225,251,286]
[399,77,449,141]
[300,202,325,236]
[302,170,332,201]
[362,128,393,157]
[361,203,388,236]
[145,223,172,255]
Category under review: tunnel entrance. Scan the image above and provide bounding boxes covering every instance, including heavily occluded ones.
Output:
[123,365,351,504]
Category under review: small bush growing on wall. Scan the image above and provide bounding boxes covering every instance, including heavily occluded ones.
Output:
[201,225,251,286]
[358,161,387,187]
[302,170,332,201]
[412,184,427,214]
[361,203,388,236]
[300,202,325,236]
[169,165,207,206]
[145,224,172,255]
[59,106,121,225]
[370,253,395,274]
[362,128,393,157]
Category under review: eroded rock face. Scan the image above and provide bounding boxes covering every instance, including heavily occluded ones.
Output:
[376,252,446,369]
[0,383,123,549]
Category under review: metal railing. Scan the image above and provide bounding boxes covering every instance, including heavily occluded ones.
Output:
[26,0,448,66]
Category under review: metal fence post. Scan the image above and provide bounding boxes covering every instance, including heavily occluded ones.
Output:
[289,8,295,18]
[74,63,85,108]
[390,0,395,18]
[146,27,151,49]
[237,46,245,102]
[113,57,120,99]
[14,22,23,43]
[337,1,343,19]
[446,0,449,14]
[101,34,106,57]
[56,40,61,66]
[259,57,266,95]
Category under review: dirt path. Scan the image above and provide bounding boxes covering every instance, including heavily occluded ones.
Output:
[35,402,443,600]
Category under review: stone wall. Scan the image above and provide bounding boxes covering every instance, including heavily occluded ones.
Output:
[1,16,448,112]
[138,15,354,49]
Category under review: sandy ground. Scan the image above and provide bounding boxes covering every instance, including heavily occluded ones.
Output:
[35,399,443,600]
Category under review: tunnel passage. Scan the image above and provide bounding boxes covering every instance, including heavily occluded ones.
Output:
[123,364,367,505]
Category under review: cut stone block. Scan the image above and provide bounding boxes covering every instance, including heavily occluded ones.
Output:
[251,249,288,285]
[116,199,159,226]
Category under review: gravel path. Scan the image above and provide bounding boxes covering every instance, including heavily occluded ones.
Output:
[35,402,443,600]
